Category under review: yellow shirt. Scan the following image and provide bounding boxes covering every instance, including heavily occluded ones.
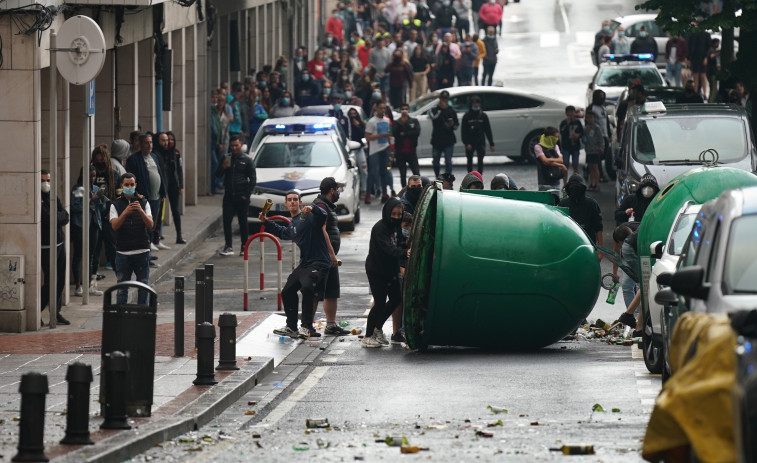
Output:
[475,39,486,67]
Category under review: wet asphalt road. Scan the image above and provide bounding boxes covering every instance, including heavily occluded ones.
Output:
[135,0,661,459]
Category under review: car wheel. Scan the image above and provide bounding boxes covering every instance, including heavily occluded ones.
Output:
[520,130,544,165]
[642,310,664,374]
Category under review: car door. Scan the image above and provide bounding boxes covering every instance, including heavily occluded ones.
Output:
[411,101,439,158]
[480,92,540,158]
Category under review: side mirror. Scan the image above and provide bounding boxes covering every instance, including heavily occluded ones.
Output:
[655,288,679,305]
[657,272,673,286]
[670,265,709,300]
[650,241,664,260]
[347,140,362,151]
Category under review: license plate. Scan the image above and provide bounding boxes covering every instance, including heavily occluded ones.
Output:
[275,203,285,212]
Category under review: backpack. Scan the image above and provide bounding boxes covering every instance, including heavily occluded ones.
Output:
[540,147,563,184]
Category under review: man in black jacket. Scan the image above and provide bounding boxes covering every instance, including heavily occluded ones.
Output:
[41,170,71,325]
[216,135,257,256]
[312,177,351,336]
[393,103,421,187]
[429,90,459,178]
[156,131,186,244]
[461,96,495,173]
[559,174,604,249]
[614,173,659,226]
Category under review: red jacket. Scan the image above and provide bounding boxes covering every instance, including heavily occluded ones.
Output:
[308,59,326,80]
[665,37,689,64]
[478,3,503,26]
[358,45,371,69]
[326,17,343,42]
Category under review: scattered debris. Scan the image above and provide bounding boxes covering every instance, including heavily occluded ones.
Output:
[475,430,494,438]
[487,405,508,414]
[247,401,257,406]
[612,408,621,413]
[380,436,409,446]
[530,421,540,426]
[293,443,310,451]
[244,410,256,415]
[252,433,261,439]
[401,445,429,454]
[487,420,503,427]
[306,418,330,428]
[550,444,595,455]
[592,403,605,412]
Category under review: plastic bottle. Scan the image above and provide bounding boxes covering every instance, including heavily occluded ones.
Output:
[550,444,595,455]
[606,282,619,304]
[267,333,297,344]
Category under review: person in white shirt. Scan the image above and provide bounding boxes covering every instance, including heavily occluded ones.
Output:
[364,101,394,204]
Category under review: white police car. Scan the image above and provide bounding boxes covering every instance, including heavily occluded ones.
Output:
[248,118,362,231]
[586,54,666,108]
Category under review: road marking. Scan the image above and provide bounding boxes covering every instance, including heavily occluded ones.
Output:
[636,379,652,386]
[638,388,659,396]
[262,366,329,424]
[329,350,345,355]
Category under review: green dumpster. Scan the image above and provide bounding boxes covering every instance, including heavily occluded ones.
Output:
[404,186,601,350]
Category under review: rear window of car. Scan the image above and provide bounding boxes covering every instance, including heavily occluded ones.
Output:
[723,215,757,294]
[632,116,747,164]
[253,141,342,168]
[597,67,664,87]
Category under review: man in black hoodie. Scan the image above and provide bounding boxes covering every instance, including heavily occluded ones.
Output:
[559,174,603,249]
[363,198,410,348]
[614,174,659,226]
[429,90,459,178]
[461,96,495,173]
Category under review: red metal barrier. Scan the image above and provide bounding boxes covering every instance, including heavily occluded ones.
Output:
[243,232,282,311]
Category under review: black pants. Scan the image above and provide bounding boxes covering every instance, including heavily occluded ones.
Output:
[71,223,100,286]
[466,144,486,173]
[482,61,496,86]
[41,245,65,316]
[281,265,328,330]
[389,87,405,108]
[166,184,182,236]
[365,273,402,337]
[101,219,117,267]
[395,152,420,187]
[222,195,249,249]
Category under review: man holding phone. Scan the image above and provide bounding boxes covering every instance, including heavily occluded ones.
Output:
[110,173,154,304]
[216,135,256,256]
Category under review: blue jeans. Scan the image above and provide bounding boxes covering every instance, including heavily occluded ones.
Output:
[432,145,454,178]
[459,66,474,85]
[115,251,151,305]
[368,148,389,197]
[621,241,639,308]
[665,62,682,87]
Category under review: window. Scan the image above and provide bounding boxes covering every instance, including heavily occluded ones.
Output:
[482,93,542,111]
[669,211,698,256]
[596,67,664,87]
[254,141,342,168]
[408,93,438,113]
[632,116,748,164]
[449,94,470,112]
[722,215,757,294]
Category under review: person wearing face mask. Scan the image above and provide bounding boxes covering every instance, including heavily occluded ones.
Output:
[587,89,612,182]
[400,175,423,214]
[346,108,368,196]
[157,132,185,244]
[125,134,168,255]
[271,91,300,117]
[429,90,459,178]
[363,198,410,347]
[592,20,613,67]
[294,70,319,107]
[534,126,567,191]
[614,173,659,227]
[384,51,413,108]
[328,97,350,135]
[490,172,519,190]
[369,36,392,94]
[41,169,71,326]
[109,172,154,305]
[326,9,344,42]
[664,36,688,87]
[612,27,630,54]
[458,34,479,85]
[559,174,604,249]
[394,104,422,187]
[459,171,484,190]
[478,0,502,37]
[630,26,657,61]
[71,165,108,297]
[461,96,495,173]
[110,139,129,179]
[432,0,457,36]
[365,101,394,204]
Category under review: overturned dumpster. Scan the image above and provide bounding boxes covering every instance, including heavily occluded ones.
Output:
[404,186,601,351]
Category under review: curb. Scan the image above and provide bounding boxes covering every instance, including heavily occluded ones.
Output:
[151,208,223,284]
[55,357,274,463]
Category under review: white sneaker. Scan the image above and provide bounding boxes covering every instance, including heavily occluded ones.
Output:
[157,242,171,250]
[89,284,103,296]
[219,246,234,256]
[361,335,383,348]
[273,325,298,338]
[74,286,83,296]
[297,326,310,339]
[150,243,159,252]
[373,328,389,345]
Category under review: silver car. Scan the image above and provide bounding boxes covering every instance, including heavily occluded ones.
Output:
[402,86,569,163]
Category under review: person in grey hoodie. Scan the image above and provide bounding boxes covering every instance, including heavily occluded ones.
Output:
[481,26,499,86]
[458,34,479,85]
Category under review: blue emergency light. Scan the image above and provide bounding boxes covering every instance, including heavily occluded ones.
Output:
[312,123,334,130]
[604,53,654,63]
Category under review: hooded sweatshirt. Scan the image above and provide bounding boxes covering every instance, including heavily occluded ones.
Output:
[559,174,603,243]
[365,198,407,278]
[460,172,484,190]
[614,174,660,225]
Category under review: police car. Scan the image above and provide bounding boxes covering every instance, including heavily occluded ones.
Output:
[586,54,666,108]
[247,117,362,231]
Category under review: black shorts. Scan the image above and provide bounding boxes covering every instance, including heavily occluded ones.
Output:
[586,153,601,165]
[318,266,340,300]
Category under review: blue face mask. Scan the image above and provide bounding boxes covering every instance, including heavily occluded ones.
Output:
[402,228,410,237]
[333,104,342,111]
[347,7,353,12]
[372,91,381,100]
[324,88,331,95]
[472,105,481,111]
[639,31,647,38]
[487,34,495,39]
[122,187,136,196]
[281,97,291,105]
[302,74,310,82]
[364,66,371,73]
[281,66,288,73]
[618,31,625,37]
[296,56,303,62]
[327,37,333,43]
[443,1,450,6]
[425,46,433,52]
[344,91,353,98]
[259,81,267,87]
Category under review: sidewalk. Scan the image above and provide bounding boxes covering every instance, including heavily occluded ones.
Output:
[0,194,282,462]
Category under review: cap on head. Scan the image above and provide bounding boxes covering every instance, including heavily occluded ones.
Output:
[320,176,346,194]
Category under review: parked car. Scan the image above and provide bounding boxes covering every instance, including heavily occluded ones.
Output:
[247,116,354,157]
[247,119,362,231]
[615,101,757,208]
[586,54,666,109]
[655,186,757,380]
[295,105,365,120]
[403,86,569,163]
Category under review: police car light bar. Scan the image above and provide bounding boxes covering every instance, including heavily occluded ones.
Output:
[312,123,334,130]
[604,53,655,63]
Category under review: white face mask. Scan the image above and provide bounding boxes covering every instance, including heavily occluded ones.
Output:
[41,181,51,193]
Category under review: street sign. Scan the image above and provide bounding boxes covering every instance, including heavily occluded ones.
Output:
[86,80,95,115]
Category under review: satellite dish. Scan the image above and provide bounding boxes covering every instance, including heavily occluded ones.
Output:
[56,16,106,85]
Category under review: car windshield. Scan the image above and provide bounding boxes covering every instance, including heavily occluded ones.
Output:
[723,215,757,294]
[632,117,747,163]
[669,212,698,255]
[254,141,342,168]
[597,67,664,87]
[408,93,438,113]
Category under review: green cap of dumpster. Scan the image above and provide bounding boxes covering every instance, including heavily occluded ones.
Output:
[636,166,757,315]
[404,187,601,350]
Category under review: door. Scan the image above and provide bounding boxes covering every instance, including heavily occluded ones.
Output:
[480,92,540,158]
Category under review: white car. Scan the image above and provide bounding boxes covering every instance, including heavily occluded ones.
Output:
[586,55,666,108]
[248,120,362,231]
[402,86,569,163]
[644,201,701,373]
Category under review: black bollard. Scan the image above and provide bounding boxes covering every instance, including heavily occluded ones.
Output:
[193,322,218,385]
[60,363,94,445]
[194,268,205,348]
[12,372,49,462]
[100,351,131,430]
[175,276,185,357]
[204,264,214,324]
[216,313,239,371]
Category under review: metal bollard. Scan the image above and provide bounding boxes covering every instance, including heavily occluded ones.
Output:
[195,268,205,348]
[216,313,239,371]
[175,276,184,357]
[204,264,214,324]
[193,322,218,385]
[100,351,131,430]
[12,372,49,462]
[60,363,94,445]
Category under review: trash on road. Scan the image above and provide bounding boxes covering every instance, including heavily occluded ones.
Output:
[380,436,409,446]
[306,418,330,428]
[475,430,494,438]
[401,445,429,453]
[487,405,508,414]
[487,419,503,427]
[292,443,310,451]
[592,403,605,412]
[550,444,596,455]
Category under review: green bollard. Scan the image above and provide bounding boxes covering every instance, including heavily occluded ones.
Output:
[404,186,601,351]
